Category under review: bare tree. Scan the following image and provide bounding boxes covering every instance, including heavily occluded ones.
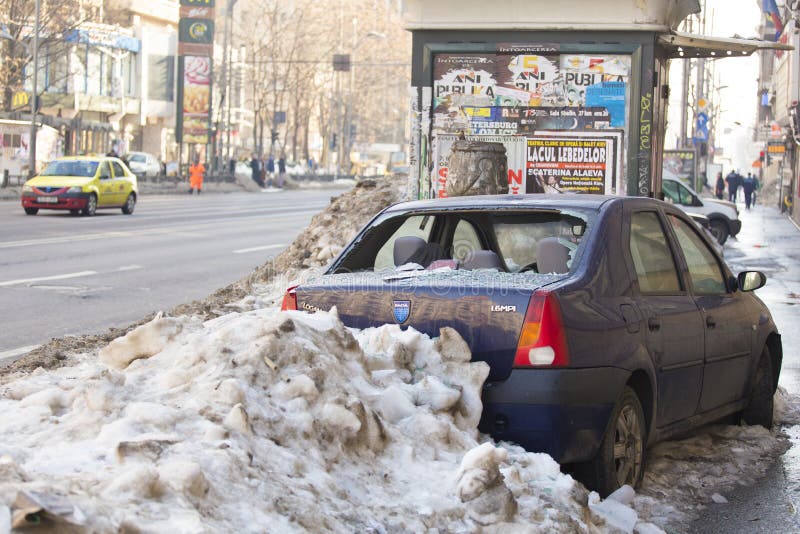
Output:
[0,0,94,112]
[235,0,409,170]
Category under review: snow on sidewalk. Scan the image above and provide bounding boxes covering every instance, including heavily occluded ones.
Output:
[0,307,796,532]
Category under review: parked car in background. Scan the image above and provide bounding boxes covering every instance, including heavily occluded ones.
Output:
[126,151,162,178]
[662,177,740,245]
[21,156,138,216]
[282,194,781,496]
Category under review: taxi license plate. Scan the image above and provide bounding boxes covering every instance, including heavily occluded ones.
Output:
[36,196,59,203]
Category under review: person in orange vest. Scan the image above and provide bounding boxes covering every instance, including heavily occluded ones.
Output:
[189,157,205,194]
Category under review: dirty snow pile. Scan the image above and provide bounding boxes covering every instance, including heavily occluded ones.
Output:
[0,307,657,532]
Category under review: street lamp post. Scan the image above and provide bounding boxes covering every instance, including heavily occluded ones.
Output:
[28,0,41,177]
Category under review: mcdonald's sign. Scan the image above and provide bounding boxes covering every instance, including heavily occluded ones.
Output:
[12,91,29,109]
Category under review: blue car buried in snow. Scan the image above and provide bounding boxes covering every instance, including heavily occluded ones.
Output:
[281,194,782,495]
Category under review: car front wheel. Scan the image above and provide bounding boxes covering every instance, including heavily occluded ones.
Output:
[82,193,97,216]
[742,346,774,428]
[577,386,646,496]
[122,193,136,215]
[709,219,729,245]
[24,207,38,215]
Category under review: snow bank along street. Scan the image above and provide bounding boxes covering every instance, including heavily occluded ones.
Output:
[1,180,798,532]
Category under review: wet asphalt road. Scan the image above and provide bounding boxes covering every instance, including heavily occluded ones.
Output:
[0,188,345,362]
[689,202,800,533]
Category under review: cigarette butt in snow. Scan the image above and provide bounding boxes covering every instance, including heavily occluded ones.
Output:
[263,356,277,371]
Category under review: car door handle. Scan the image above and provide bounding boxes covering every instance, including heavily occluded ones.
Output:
[706,316,716,329]
[648,317,661,332]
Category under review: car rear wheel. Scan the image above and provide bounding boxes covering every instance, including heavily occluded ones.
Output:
[742,346,774,428]
[577,386,646,496]
[709,219,729,245]
[122,193,136,215]
[82,194,97,216]
[24,207,38,215]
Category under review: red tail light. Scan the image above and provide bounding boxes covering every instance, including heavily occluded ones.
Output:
[514,292,569,367]
[280,285,299,311]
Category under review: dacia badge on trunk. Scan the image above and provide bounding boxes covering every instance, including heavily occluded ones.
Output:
[393,300,410,323]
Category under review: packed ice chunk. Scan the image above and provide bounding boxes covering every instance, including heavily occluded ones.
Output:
[99,313,190,369]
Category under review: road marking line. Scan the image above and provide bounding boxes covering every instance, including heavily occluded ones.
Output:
[233,244,286,254]
[117,265,143,272]
[0,271,98,287]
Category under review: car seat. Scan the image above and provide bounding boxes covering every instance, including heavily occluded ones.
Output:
[393,237,445,268]
[462,250,503,270]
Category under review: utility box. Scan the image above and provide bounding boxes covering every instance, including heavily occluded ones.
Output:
[403,0,789,199]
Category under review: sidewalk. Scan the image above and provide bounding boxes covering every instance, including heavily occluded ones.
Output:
[689,201,800,533]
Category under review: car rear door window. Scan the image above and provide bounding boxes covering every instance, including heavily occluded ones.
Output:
[373,215,435,271]
[629,212,682,294]
[663,180,693,206]
[668,214,726,294]
[111,161,126,178]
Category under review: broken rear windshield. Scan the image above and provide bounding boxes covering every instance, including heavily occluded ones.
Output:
[332,208,595,275]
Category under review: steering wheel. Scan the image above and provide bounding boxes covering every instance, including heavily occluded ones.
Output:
[518,262,538,273]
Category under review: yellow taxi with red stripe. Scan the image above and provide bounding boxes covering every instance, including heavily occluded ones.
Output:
[21,156,138,216]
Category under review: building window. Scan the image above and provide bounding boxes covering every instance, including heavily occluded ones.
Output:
[147,55,175,102]
[87,49,100,95]
[43,44,69,93]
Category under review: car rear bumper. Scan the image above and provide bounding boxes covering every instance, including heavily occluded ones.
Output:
[21,193,89,210]
[479,367,629,463]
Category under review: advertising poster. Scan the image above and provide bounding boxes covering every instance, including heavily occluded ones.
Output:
[526,137,613,194]
[433,134,527,197]
[495,55,562,107]
[662,149,696,189]
[449,106,612,135]
[433,54,498,111]
[181,55,211,144]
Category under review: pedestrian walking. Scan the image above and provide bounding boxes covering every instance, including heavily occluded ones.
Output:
[725,170,737,202]
[753,174,760,205]
[715,172,725,200]
[266,156,275,187]
[743,174,756,210]
[250,154,263,187]
[189,157,205,194]
[277,155,286,188]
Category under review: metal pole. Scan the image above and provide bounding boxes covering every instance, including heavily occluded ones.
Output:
[28,0,41,177]
[224,3,236,166]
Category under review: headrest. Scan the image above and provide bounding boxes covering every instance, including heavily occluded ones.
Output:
[462,250,503,271]
[393,236,427,266]
[536,237,570,274]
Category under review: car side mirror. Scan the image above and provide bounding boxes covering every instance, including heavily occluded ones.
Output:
[737,271,766,292]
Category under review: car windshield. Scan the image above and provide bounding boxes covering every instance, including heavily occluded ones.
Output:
[128,154,145,163]
[40,160,99,178]
[332,208,594,275]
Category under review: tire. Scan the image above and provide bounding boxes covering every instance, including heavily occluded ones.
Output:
[577,386,646,496]
[121,193,136,215]
[70,209,80,216]
[24,207,38,215]
[82,193,97,216]
[742,347,774,428]
[709,219,729,245]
